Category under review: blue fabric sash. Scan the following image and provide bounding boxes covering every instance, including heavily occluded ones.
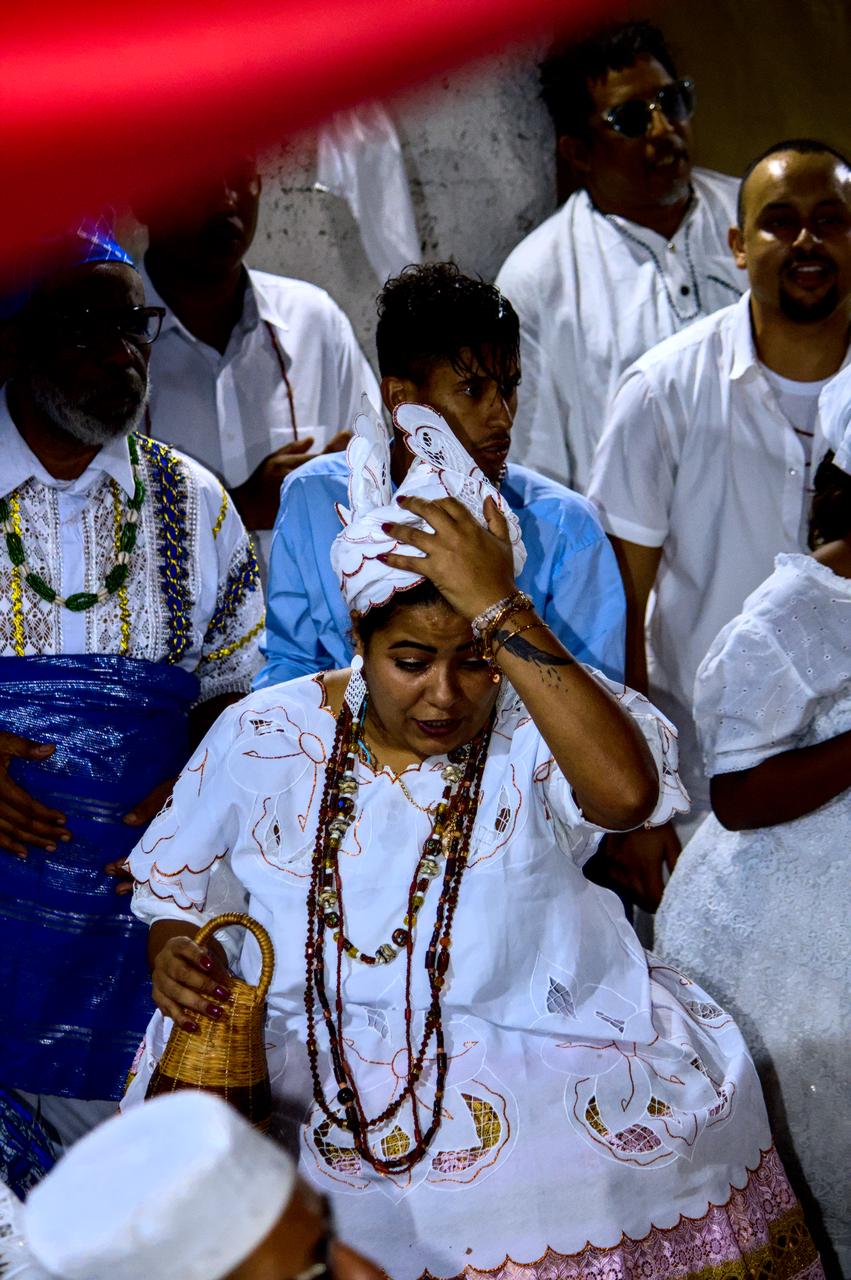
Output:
[0,654,199,1100]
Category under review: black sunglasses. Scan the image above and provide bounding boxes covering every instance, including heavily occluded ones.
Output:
[599,78,696,139]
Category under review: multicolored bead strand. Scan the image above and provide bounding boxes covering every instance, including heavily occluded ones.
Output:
[110,480,132,656]
[8,496,25,658]
[304,695,492,1174]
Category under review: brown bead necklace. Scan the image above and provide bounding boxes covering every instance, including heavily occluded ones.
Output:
[304,695,492,1175]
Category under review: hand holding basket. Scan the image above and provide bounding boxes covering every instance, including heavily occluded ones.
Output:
[145,912,274,1130]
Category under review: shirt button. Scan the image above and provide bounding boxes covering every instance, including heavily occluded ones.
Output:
[668,243,676,253]
[789,468,798,476]
[680,284,690,296]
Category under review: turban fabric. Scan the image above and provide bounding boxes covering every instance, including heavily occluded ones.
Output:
[331,399,526,614]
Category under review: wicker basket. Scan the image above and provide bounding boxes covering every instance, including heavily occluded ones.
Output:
[145,913,275,1130]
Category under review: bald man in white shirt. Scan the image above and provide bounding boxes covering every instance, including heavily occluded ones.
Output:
[588,138,851,910]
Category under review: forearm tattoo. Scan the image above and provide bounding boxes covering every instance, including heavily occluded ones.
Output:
[493,627,575,676]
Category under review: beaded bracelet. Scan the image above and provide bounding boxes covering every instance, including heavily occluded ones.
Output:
[478,596,535,663]
[471,590,532,642]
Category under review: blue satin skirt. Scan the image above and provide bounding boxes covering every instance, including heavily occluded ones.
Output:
[0,654,199,1100]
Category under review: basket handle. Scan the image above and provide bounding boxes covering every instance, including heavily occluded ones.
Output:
[195,912,275,1003]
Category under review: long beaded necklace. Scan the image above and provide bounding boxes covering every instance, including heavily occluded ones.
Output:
[602,197,703,323]
[0,434,146,613]
[304,696,493,1174]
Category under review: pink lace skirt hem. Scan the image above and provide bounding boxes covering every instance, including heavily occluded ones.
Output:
[436,1147,823,1280]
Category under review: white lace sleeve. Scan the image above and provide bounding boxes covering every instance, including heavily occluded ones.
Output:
[695,616,819,776]
[129,702,249,961]
[536,671,689,865]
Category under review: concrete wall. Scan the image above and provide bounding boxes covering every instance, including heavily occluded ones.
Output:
[249,47,555,362]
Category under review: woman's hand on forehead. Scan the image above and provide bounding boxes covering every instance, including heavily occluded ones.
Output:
[380,494,516,621]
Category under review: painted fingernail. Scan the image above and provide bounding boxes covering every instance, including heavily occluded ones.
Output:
[376,553,389,563]
[207,1004,224,1019]
[397,495,408,504]
[45,844,57,853]
[199,955,213,972]
[184,1020,200,1034]
[60,832,72,842]
[381,522,393,533]
[213,985,230,1000]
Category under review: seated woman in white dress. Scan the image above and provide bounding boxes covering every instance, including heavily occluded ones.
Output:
[125,405,823,1280]
[656,444,851,1279]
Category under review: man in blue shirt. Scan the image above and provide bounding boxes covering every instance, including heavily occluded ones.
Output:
[256,264,625,688]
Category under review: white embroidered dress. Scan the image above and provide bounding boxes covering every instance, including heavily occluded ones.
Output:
[128,674,776,1280]
[656,553,851,1274]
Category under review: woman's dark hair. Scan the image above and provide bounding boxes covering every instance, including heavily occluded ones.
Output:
[353,579,448,650]
[808,452,851,549]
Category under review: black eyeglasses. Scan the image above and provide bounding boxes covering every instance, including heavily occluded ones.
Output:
[49,305,166,350]
[599,78,696,139]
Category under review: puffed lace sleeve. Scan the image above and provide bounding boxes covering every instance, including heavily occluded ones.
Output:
[533,672,689,866]
[129,701,249,961]
[695,616,819,776]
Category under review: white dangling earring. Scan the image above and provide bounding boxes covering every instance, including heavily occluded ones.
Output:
[344,653,368,716]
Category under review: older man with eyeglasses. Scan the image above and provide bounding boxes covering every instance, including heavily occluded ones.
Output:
[0,222,264,1177]
[496,19,742,492]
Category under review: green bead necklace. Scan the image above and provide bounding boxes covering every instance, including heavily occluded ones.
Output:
[0,434,146,612]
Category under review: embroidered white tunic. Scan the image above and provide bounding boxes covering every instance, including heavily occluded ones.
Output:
[0,390,263,700]
[128,674,772,1280]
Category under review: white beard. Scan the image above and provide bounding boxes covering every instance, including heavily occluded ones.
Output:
[28,368,150,446]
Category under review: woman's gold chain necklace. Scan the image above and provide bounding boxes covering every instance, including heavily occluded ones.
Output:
[358,729,443,814]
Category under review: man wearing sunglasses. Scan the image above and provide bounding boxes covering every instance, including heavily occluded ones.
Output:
[496,19,742,492]
[0,224,264,1163]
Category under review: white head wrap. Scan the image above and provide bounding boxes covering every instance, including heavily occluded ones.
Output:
[818,363,851,474]
[10,1094,296,1280]
[330,399,526,614]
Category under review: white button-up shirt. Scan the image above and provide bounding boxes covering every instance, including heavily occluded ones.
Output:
[496,169,742,491]
[141,266,380,558]
[587,292,850,810]
[0,391,264,701]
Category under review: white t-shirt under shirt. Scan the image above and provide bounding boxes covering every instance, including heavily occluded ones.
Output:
[760,366,832,496]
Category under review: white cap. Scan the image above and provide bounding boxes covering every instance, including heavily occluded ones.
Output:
[331,398,526,615]
[22,1094,296,1280]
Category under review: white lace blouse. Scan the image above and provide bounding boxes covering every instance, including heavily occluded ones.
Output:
[694,552,851,776]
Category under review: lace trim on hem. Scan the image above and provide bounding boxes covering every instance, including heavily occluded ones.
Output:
[431,1147,821,1280]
